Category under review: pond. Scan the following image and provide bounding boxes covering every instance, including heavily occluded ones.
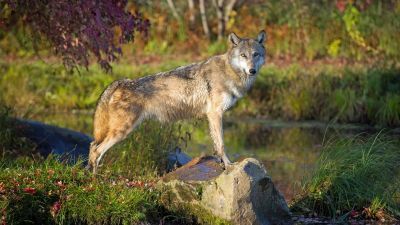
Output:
[31,112,398,202]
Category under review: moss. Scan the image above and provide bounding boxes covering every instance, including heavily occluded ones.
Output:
[159,181,231,225]
[162,202,232,225]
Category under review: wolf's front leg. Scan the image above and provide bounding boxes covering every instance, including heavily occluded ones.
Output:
[207,111,231,168]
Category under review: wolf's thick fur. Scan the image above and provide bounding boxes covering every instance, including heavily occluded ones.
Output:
[88,31,267,173]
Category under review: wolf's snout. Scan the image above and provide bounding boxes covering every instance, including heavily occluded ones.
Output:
[249,68,256,75]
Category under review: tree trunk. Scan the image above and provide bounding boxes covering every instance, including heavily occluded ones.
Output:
[199,0,211,40]
[187,0,196,27]
[166,0,181,21]
[212,0,225,41]
[212,0,237,41]
[224,0,236,30]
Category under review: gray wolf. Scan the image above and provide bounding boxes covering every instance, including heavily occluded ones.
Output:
[88,30,267,173]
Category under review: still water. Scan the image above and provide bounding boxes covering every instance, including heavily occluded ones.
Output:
[31,112,392,202]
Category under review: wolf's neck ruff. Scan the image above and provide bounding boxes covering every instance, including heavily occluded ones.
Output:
[88,30,267,173]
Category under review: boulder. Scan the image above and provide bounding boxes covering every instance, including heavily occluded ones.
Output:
[159,156,293,225]
[166,147,192,172]
[14,119,92,163]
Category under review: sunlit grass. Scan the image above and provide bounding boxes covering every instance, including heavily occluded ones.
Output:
[0,157,163,225]
[291,133,400,220]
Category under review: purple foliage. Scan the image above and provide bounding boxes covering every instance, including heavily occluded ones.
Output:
[3,0,150,71]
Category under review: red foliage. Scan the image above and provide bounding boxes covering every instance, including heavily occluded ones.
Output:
[50,201,62,217]
[3,0,150,71]
[23,187,36,195]
[335,0,348,12]
[0,182,5,195]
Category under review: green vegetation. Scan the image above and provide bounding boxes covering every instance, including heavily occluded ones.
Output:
[291,133,400,221]
[239,63,400,127]
[3,1,399,62]
[2,61,399,127]
[98,120,187,178]
[137,0,400,61]
[0,60,186,115]
[0,157,161,225]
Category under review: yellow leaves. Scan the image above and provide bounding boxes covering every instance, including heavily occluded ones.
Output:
[328,39,341,57]
[226,10,237,31]
[343,5,378,54]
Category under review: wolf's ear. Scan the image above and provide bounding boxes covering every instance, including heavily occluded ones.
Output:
[256,30,267,44]
[228,32,240,47]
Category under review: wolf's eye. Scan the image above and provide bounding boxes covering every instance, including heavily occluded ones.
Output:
[240,53,247,58]
[253,52,259,57]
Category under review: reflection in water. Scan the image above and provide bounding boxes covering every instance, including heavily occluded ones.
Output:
[183,120,323,201]
[32,112,387,202]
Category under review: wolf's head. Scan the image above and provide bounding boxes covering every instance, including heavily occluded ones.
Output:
[227,30,266,76]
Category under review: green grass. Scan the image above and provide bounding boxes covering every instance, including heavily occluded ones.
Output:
[1,60,400,126]
[0,157,164,225]
[291,133,400,220]
[98,120,189,178]
[0,60,188,115]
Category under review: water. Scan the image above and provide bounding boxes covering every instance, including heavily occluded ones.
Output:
[31,112,396,202]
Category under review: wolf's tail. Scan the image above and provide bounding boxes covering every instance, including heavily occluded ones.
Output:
[92,80,126,143]
[93,103,109,144]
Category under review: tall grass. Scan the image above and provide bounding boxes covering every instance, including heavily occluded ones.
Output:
[98,121,189,178]
[291,133,400,219]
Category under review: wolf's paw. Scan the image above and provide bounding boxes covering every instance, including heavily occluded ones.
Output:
[220,155,232,170]
[85,164,91,170]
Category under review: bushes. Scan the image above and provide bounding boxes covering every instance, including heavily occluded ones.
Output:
[291,133,400,220]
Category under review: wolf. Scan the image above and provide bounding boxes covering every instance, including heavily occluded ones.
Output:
[87,30,267,173]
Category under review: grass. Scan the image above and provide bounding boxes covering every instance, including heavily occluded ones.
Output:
[0,156,176,225]
[1,60,400,127]
[98,120,189,178]
[291,133,400,221]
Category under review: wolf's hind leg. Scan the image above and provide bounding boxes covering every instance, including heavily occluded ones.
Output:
[207,111,231,168]
[89,111,144,173]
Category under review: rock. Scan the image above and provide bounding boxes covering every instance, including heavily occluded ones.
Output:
[159,156,293,225]
[14,119,92,163]
[166,147,192,172]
